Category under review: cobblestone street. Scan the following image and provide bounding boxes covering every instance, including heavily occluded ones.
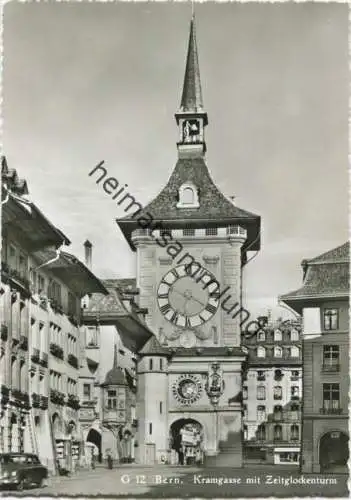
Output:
[1,466,348,497]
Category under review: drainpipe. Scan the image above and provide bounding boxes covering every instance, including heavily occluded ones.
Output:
[34,248,61,271]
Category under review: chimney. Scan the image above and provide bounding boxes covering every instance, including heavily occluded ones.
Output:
[84,240,92,269]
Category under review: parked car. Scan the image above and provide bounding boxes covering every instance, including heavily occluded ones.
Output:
[0,453,48,490]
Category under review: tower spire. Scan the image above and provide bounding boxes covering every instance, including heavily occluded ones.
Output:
[175,13,208,158]
[180,13,203,112]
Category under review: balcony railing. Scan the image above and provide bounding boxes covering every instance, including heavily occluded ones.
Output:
[40,352,48,368]
[68,354,78,369]
[1,262,30,292]
[1,324,8,342]
[322,364,340,372]
[49,299,64,315]
[227,226,247,237]
[32,392,41,408]
[320,407,342,415]
[50,343,64,360]
[40,395,48,409]
[31,348,40,364]
[66,394,80,410]
[11,389,30,408]
[19,335,28,351]
[50,389,65,406]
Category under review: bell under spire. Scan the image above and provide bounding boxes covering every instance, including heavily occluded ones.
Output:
[175,14,208,158]
[180,14,203,112]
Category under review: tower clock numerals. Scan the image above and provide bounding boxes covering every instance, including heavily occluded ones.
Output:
[205,304,217,315]
[170,311,179,324]
[160,303,171,315]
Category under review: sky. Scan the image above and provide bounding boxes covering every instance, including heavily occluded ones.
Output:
[3,1,349,329]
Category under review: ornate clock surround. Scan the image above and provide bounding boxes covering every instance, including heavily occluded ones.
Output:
[172,374,203,406]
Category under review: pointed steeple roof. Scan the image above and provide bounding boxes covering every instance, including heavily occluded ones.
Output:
[102,342,127,386]
[180,15,203,112]
[139,336,170,357]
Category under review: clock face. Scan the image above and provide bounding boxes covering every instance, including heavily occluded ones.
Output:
[172,374,203,405]
[157,264,219,328]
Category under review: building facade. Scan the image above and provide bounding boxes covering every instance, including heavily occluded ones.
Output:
[112,16,261,466]
[242,318,302,466]
[1,157,107,474]
[281,242,349,473]
[80,276,151,464]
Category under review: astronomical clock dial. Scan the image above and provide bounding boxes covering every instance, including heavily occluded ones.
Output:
[157,264,219,328]
[172,374,203,405]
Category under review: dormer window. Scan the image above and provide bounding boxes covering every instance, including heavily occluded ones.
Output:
[176,182,199,209]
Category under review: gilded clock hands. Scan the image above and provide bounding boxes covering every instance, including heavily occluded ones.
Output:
[169,288,190,314]
[188,294,206,308]
[171,288,206,308]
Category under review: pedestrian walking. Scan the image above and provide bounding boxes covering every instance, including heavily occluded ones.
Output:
[107,452,113,470]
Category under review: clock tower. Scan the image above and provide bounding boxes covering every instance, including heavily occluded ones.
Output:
[117,14,260,466]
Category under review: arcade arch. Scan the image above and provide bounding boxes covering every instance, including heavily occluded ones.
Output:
[169,418,204,465]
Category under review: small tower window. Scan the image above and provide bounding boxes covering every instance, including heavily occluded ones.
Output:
[159,359,163,371]
[177,182,199,209]
[149,423,153,436]
[183,187,194,204]
[149,359,153,371]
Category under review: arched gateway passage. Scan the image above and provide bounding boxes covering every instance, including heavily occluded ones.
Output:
[319,431,349,473]
[170,419,203,466]
[86,428,102,463]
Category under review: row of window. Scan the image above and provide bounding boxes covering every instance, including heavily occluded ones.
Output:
[67,377,78,396]
[148,359,164,371]
[243,385,300,401]
[50,370,64,392]
[50,371,77,394]
[49,323,78,355]
[106,389,126,410]
[6,244,28,277]
[252,370,300,381]
[243,404,300,422]
[256,329,299,342]
[244,424,299,442]
[256,345,300,358]
[5,243,79,316]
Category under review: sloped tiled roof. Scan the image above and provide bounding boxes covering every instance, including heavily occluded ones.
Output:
[102,278,137,293]
[84,280,127,316]
[280,242,349,306]
[139,336,170,356]
[119,157,258,223]
[307,241,349,264]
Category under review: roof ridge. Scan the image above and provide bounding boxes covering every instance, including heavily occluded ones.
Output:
[306,242,349,264]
